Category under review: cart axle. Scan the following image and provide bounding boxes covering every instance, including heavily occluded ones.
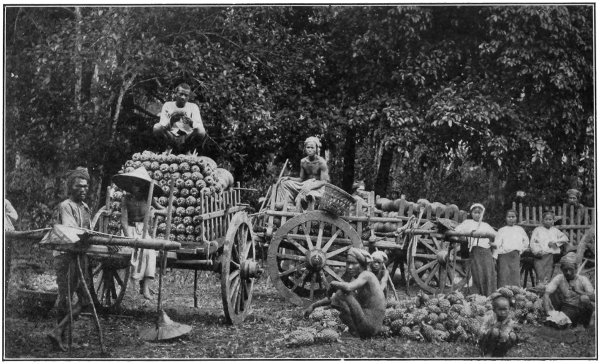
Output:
[241,260,263,279]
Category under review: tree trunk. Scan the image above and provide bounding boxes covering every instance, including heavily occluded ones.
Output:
[374,145,394,197]
[74,7,83,122]
[93,74,137,211]
[341,127,356,193]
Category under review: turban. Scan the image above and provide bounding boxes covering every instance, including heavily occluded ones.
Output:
[567,189,581,199]
[560,252,577,269]
[347,248,372,267]
[304,136,321,153]
[371,251,388,263]
[66,167,90,186]
[470,203,485,212]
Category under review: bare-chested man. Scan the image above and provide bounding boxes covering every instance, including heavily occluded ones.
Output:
[276,136,330,210]
[303,248,386,339]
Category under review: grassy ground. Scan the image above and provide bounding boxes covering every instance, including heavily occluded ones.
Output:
[3,261,597,360]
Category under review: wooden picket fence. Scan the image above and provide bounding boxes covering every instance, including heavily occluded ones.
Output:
[512,202,595,245]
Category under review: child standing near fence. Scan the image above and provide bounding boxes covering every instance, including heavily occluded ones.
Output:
[530,210,569,284]
[494,209,530,288]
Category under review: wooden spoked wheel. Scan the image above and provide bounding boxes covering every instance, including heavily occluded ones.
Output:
[577,249,595,286]
[221,212,260,325]
[88,257,130,313]
[407,221,469,294]
[88,209,130,313]
[267,211,362,306]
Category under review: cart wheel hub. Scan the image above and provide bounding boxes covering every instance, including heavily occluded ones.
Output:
[306,250,327,271]
[241,260,262,279]
[436,250,448,264]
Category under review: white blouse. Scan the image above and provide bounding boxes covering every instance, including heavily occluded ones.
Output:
[454,219,497,249]
[495,225,529,256]
[530,226,568,255]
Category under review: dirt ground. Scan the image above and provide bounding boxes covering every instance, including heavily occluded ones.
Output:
[3,262,597,360]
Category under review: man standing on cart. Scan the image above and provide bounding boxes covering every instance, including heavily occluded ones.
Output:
[47,167,93,352]
[276,136,330,210]
[153,83,206,153]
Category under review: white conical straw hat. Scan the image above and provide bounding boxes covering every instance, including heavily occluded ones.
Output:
[112,166,164,197]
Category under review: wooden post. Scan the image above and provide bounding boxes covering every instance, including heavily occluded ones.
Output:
[193,269,198,308]
[399,198,407,227]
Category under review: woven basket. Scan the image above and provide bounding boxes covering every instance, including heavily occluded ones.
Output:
[318,184,355,216]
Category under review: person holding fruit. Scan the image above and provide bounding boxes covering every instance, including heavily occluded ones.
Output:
[153,83,206,153]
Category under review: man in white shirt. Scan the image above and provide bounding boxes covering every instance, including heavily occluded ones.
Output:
[153,83,206,152]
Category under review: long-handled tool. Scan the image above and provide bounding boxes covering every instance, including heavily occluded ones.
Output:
[412,201,427,296]
[139,178,192,341]
[132,179,156,276]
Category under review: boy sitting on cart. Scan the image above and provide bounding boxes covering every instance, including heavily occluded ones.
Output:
[276,136,329,211]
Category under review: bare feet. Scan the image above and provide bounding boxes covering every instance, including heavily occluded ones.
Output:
[140,279,154,300]
[47,332,67,352]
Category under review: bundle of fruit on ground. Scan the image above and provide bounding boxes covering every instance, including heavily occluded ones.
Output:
[383,286,545,342]
[284,308,343,347]
[20,273,58,292]
[105,150,235,242]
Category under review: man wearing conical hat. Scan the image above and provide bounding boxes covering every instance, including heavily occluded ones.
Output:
[303,248,386,338]
[47,167,93,351]
[276,136,330,211]
[543,252,595,328]
[113,166,167,300]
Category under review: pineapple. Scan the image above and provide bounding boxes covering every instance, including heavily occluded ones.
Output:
[525,292,539,302]
[438,298,452,312]
[427,312,439,324]
[387,308,405,322]
[444,318,459,331]
[426,303,442,314]
[514,293,527,301]
[421,323,437,342]
[390,319,405,334]
[314,328,340,343]
[498,287,514,298]
[435,329,450,341]
[448,310,459,320]
[287,329,315,347]
[434,323,446,331]
[438,312,449,322]
[399,326,412,338]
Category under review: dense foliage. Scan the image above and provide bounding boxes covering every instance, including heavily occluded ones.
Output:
[4,5,594,227]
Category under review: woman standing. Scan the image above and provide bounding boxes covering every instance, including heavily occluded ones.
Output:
[455,203,497,296]
[530,210,569,284]
[495,209,529,288]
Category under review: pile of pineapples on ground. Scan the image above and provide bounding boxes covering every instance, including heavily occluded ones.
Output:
[284,308,343,347]
[105,150,234,242]
[285,285,545,346]
[383,285,545,342]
